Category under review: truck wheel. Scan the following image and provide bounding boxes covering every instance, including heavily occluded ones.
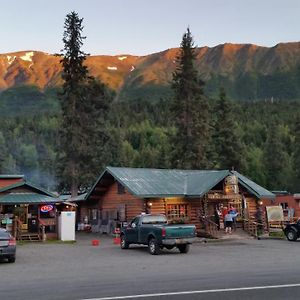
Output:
[165,245,174,250]
[148,238,160,255]
[178,244,190,253]
[8,256,16,263]
[120,234,129,249]
[286,230,297,241]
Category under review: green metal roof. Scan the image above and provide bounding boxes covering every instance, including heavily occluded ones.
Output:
[59,193,87,202]
[0,175,24,179]
[232,171,275,199]
[186,170,230,197]
[0,193,61,204]
[0,181,57,198]
[107,167,186,197]
[86,167,274,200]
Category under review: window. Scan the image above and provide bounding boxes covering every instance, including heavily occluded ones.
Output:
[88,209,98,221]
[142,215,167,224]
[280,202,288,210]
[166,204,188,220]
[117,182,125,194]
[131,217,140,226]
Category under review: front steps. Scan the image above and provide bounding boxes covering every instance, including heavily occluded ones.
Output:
[19,233,41,241]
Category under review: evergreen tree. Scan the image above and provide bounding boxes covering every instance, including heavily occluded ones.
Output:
[213,88,244,170]
[79,78,111,185]
[59,11,110,195]
[293,113,300,189]
[263,120,291,190]
[170,28,210,169]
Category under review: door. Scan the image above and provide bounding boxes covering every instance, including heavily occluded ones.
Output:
[126,217,140,243]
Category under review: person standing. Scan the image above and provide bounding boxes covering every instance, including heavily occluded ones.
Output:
[224,209,238,234]
[229,205,237,231]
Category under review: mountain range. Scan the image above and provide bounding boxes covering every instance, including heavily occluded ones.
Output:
[1,42,300,104]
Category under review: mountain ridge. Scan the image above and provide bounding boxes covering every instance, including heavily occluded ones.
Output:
[1,41,300,101]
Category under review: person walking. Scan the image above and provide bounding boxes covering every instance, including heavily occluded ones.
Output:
[224,209,238,234]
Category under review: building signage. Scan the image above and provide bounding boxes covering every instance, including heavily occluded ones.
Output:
[207,193,242,200]
[40,205,54,213]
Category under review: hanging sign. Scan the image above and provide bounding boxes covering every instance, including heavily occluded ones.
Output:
[40,204,54,213]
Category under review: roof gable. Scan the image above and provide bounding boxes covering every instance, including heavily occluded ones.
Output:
[87,167,229,198]
[186,170,230,196]
[86,167,274,200]
[0,181,57,198]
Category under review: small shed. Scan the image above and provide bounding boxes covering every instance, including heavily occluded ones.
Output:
[0,177,64,240]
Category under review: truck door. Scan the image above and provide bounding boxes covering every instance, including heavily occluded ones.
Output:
[126,217,140,243]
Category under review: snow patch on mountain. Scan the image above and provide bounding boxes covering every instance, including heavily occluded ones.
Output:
[118,56,127,61]
[7,55,16,65]
[107,66,117,71]
[20,52,34,62]
[130,66,135,72]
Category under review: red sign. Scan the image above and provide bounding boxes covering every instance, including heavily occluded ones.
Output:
[40,205,54,213]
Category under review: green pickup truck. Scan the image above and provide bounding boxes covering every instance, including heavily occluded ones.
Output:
[120,214,196,255]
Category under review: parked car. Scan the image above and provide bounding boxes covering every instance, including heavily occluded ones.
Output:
[120,214,196,255]
[283,220,300,241]
[0,228,16,263]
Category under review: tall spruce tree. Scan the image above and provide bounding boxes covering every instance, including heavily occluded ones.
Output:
[293,113,300,189]
[170,28,210,169]
[263,120,290,190]
[213,88,243,170]
[59,11,110,195]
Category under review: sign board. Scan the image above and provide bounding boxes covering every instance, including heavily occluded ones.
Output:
[207,193,241,200]
[224,175,239,194]
[225,175,238,185]
[266,206,284,222]
[40,205,54,213]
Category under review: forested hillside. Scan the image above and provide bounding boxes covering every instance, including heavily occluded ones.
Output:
[0,94,299,193]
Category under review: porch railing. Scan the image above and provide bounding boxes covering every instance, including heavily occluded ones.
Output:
[201,216,219,238]
[14,218,23,240]
[243,219,264,238]
[38,219,46,241]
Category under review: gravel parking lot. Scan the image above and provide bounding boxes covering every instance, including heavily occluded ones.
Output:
[1,233,300,300]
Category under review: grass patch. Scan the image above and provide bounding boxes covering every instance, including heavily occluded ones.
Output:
[269,231,285,238]
[17,240,76,246]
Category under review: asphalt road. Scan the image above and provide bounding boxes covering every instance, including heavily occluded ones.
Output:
[1,233,300,300]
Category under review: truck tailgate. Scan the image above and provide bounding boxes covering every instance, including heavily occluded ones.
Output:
[165,225,195,238]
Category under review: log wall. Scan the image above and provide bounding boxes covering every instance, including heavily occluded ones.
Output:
[99,182,144,222]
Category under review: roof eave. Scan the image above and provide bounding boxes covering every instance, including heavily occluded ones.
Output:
[85,167,119,201]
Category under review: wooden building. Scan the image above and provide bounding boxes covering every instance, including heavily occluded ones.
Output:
[263,191,300,221]
[79,167,275,238]
[0,175,65,241]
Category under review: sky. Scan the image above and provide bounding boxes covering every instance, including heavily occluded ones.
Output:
[1,0,299,56]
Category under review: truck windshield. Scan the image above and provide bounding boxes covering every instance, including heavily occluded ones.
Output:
[142,215,167,224]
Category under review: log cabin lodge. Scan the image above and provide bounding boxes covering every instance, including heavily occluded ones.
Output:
[77,167,275,238]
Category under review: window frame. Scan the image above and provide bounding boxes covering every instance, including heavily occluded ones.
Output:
[166,204,188,220]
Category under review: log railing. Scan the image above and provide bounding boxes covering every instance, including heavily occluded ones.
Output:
[38,219,46,241]
[243,219,264,238]
[12,217,23,240]
[201,216,219,238]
